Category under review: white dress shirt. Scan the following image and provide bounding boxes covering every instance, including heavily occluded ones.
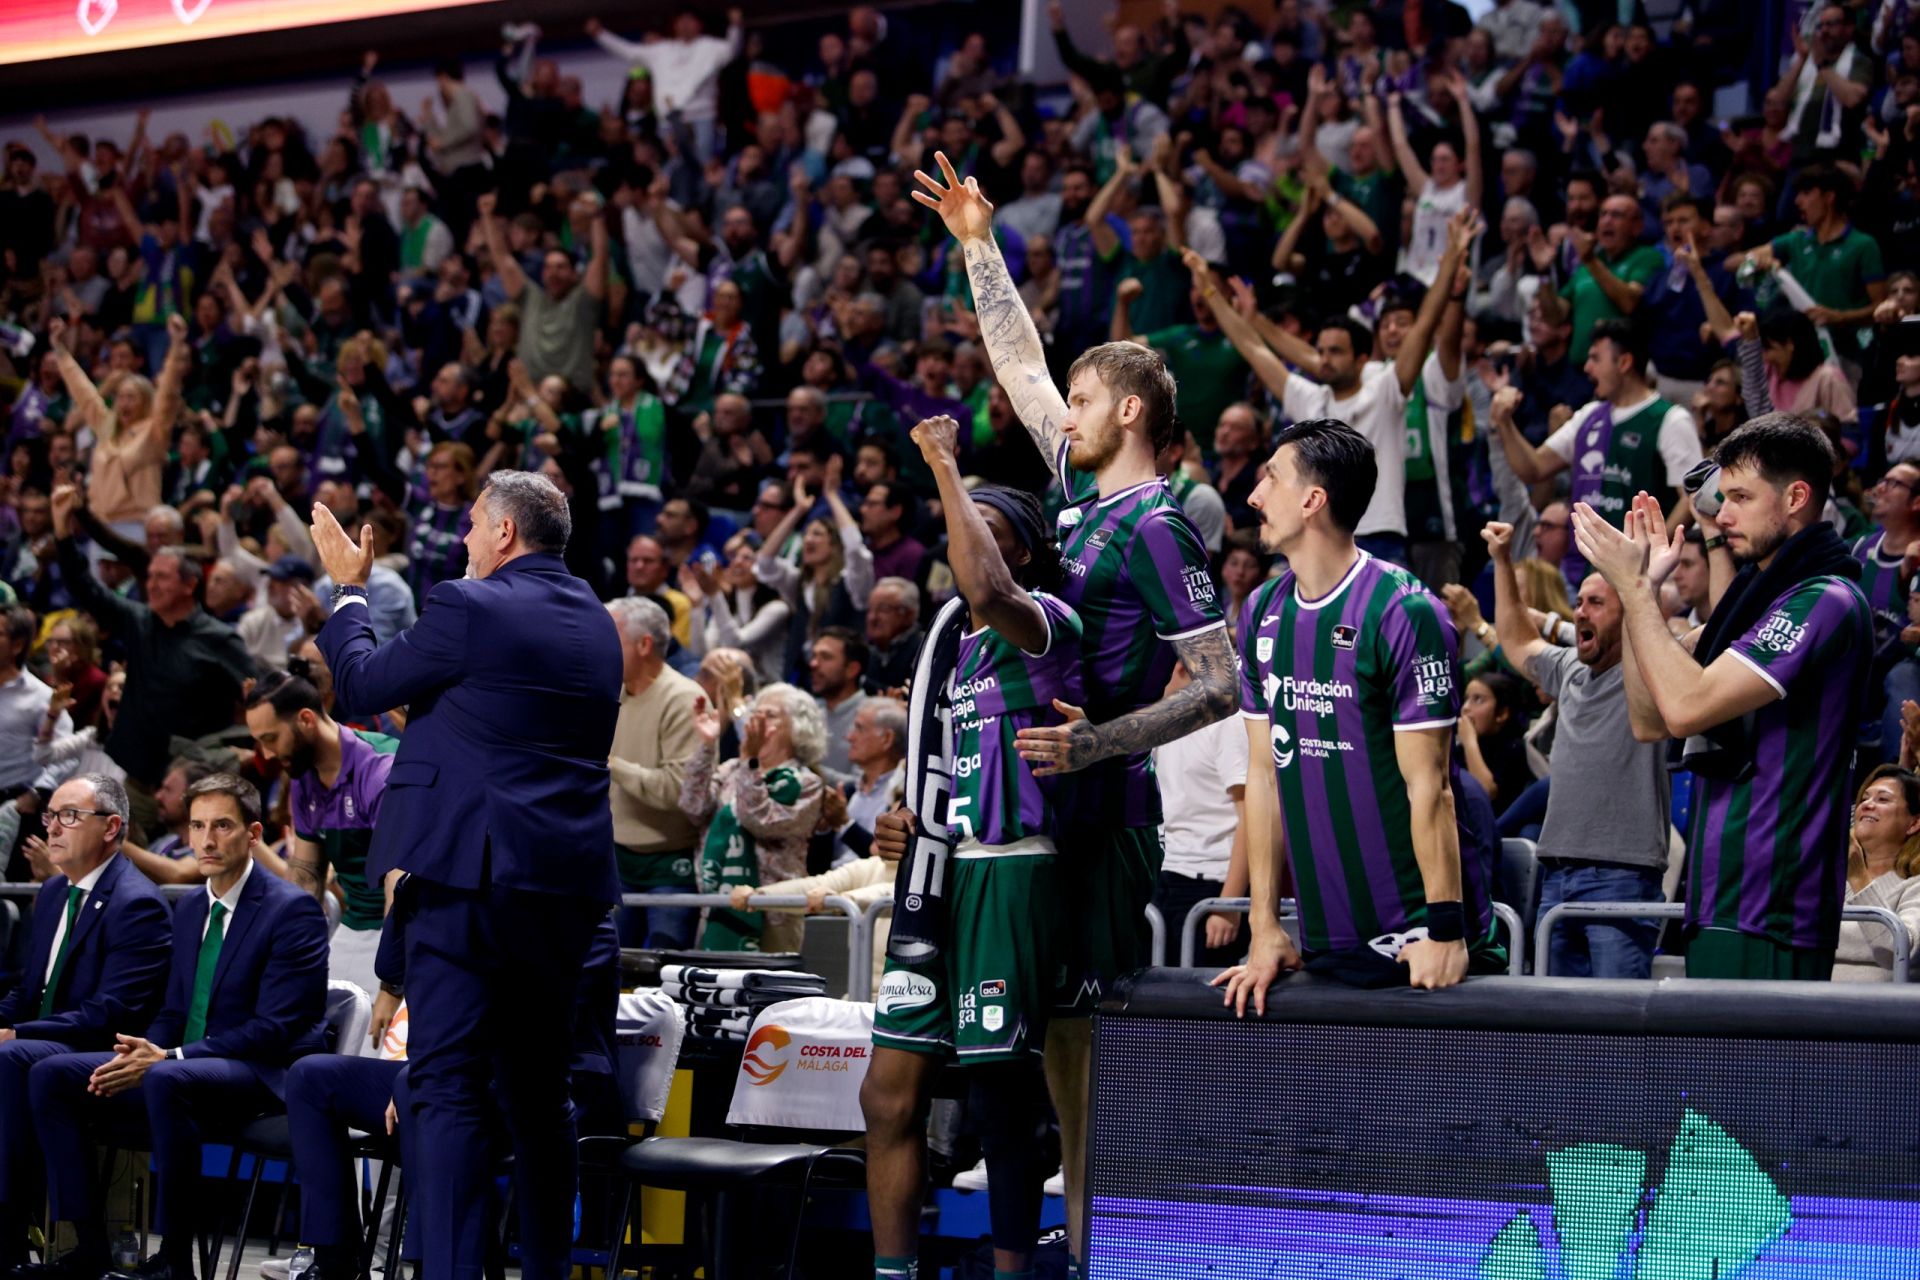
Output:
[44,854,115,983]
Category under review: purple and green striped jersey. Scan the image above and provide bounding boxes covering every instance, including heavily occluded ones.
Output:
[1849,528,1912,650]
[1237,552,1497,955]
[289,726,398,931]
[1689,575,1873,950]
[406,501,470,606]
[948,592,1085,848]
[1054,453,1226,827]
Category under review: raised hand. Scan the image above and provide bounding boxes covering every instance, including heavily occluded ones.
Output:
[911,151,996,243]
[1480,520,1514,563]
[46,316,69,351]
[1489,384,1522,429]
[911,413,961,463]
[309,501,374,588]
[1634,491,1687,589]
[691,694,723,746]
[1525,224,1556,273]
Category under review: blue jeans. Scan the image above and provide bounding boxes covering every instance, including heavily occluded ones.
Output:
[1496,776,1551,841]
[615,882,698,951]
[1536,863,1665,979]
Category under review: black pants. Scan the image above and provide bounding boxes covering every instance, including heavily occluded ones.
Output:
[1153,869,1246,969]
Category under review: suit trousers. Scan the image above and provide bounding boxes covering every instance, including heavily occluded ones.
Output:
[285,1055,404,1248]
[0,1039,73,1205]
[29,1052,278,1243]
[400,877,604,1280]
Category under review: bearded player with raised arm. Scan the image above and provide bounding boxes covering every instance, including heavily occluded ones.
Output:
[913,151,1238,1273]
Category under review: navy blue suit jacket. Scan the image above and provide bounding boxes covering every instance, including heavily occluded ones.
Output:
[146,865,329,1095]
[317,552,624,903]
[0,854,171,1049]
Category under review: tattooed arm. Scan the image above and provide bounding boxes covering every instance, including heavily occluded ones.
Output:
[914,150,1070,480]
[1014,625,1237,775]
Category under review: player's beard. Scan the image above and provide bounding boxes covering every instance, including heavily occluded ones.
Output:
[1729,519,1788,566]
[1066,406,1126,473]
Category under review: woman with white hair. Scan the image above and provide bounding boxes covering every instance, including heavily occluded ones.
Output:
[679,681,828,952]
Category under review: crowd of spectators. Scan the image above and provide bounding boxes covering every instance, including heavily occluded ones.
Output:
[3,0,1920,982]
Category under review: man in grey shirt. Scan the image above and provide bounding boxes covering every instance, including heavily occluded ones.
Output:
[1483,519,1671,978]
[809,626,869,781]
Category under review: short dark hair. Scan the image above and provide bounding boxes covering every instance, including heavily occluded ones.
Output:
[1273,417,1377,534]
[1713,412,1837,509]
[188,771,263,826]
[1794,162,1850,203]
[1067,341,1180,453]
[245,668,325,719]
[434,55,465,80]
[857,436,899,472]
[1564,168,1605,200]
[1659,191,1708,220]
[1588,318,1649,377]
[1317,315,1374,358]
[794,434,838,466]
[480,470,571,553]
[1,605,32,657]
[817,625,869,673]
[671,496,711,538]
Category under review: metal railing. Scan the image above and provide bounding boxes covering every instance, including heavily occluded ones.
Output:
[618,892,876,1001]
[1534,901,1913,982]
[1178,897,1528,977]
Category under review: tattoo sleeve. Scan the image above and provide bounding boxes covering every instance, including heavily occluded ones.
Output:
[961,235,1070,478]
[1064,624,1238,770]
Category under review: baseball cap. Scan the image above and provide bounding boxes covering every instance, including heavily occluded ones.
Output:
[266,555,317,584]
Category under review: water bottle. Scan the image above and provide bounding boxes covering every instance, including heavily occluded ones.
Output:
[109,1232,141,1272]
[287,1245,316,1280]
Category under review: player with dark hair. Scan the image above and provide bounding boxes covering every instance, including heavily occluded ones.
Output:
[242,668,398,998]
[914,152,1236,1268]
[1217,417,1505,1016]
[1575,413,1873,978]
[863,414,1082,1280]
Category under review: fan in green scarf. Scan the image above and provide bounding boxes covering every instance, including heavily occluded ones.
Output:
[682,683,828,951]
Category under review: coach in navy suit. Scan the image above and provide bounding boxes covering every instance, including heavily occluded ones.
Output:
[312,469,622,1280]
[0,773,170,1268]
[28,774,328,1280]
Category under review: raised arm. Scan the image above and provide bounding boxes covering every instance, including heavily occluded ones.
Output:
[1271,185,1321,271]
[1482,521,1550,670]
[1452,72,1484,211]
[1085,145,1136,258]
[583,197,611,302]
[1386,93,1428,191]
[985,94,1026,168]
[912,414,1048,651]
[1573,227,1643,316]
[1393,208,1479,396]
[913,151,1069,476]
[1679,233,1739,343]
[1487,382,1568,484]
[1186,249,1298,400]
[45,318,112,438]
[475,191,526,301]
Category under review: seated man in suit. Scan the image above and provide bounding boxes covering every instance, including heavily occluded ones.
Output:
[283,914,624,1279]
[0,774,171,1268]
[27,773,329,1280]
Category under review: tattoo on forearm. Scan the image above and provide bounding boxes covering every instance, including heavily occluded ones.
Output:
[963,238,1067,467]
[1066,626,1238,769]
